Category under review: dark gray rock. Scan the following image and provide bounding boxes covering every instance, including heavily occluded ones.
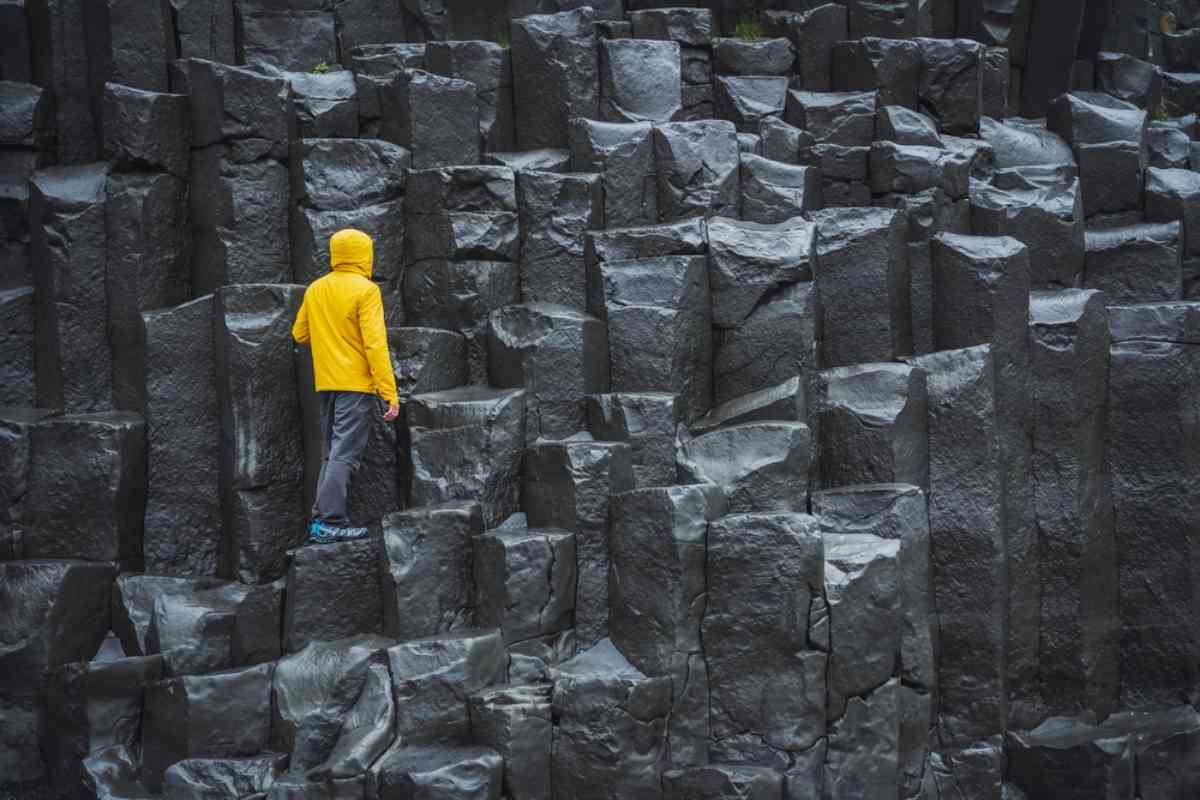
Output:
[190,145,291,291]
[511,8,599,149]
[704,513,825,758]
[1077,139,1146,219]
[34,0,99,163]
[844,0,918,37]
[810,206,910,367]
[80,744,155,799]
[401,260,519,383]
[569,119,657,228]
[284,538,383,652]
[1019,0,1086,117]
[706,216,816,328]
[387,327,467,398]
[713,37,794,76]
[30,163,112,411]
[23,412,144,560]
[0,3,34,83]
[870,141,972,198]
[270,635,391,780]
[1145,166,1200,259]
[387,628,507,746]
[517,170,602,309]
[1083,223,1182,304]
[1099,706,1200,798]
[738,154,821,224]
[105,172,190,412]
[350,43,426,136]
[475,526,575,644]
[915,37,983,134]
[381,69,478,170]
[1147,123,1192,169]
[610,483,725,766]
[816,363,928,491]
[0,408,54,550]
[1028,289,1118,718]
[285,71,358,140]
[549,638,671,799]
[825,679,902,800]
[930,232,1035,726]
[692,376,806,435]
[784,90,876,146]
[0,560,115,788]
[289,138,410,283]
[42,655,163,799]
[487,303,608,442]
[713,281,819,411]
[0,286,35,406]
[600,39,682,124]
[369,744,503,800]
[171,0,235,62]
[653,119,741,221]
[586,392,681,487]
[162,754,286,799]
[112,574,218,656]
[981,46,1010,120]
[832,37,921,109]
[523,439,634,648]
[82,0,174,104]
[676,422,811,513]
[1162,70,1200,116]
[426,40,515,154]
[214,284,308,583]
[907,346,1005,749]
[663,765,783,799]
[174,58,293,155]
[822,534,901,720]
[762,4,847,91]
[381,502,479,641]
[143,662,274,792]
[628,7,713,46]
[238,9,336,74]
[812,484,935,795]
[1107,301,1200,708]
[1006,716,1134,800]
[876,104,942,147]
[969,164,1085,288]
[585,218,707,316]
[599,255,712,421]
[333,0,405,70]
[405,165,519,265]
[102,83,188,178]
[713,76,789,133]
[486,149,571,173]
[469,683,553,800]
[1095,51,1163,109]
[979,116,1075,169]
[405,386,525,528]
[1047,90,1148,150]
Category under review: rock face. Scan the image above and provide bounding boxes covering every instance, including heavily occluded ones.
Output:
[11,2,1200,797]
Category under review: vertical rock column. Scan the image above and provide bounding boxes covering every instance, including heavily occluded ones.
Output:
[1107,302,1200,709]
[610,483,726,768]
[930,232,1036,727]
[30,163,113,411]
[510,7,599,150]
[1028,289,1118,718]
[214,283,308,584]
[101,82,191,412]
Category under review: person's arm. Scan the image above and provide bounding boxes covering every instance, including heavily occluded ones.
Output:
[359,283,399,418]
[292,293,310,345]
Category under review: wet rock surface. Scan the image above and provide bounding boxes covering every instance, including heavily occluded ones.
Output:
[9,3,1200,797]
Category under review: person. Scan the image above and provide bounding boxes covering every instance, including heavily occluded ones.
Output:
[292,228,398,543]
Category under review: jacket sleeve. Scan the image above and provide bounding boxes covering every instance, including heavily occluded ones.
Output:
[292,293,310,345]
[359,283,398,405]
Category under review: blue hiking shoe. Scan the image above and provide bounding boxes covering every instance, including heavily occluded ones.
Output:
[308,521,332,544]
[313,522,370,542]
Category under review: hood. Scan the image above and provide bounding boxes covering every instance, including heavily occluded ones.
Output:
[329,228,374,278]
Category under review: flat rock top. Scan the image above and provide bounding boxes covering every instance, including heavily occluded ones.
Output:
[1108,301,1200,343]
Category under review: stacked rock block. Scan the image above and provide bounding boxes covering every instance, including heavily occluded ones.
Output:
[4,2,1200,799]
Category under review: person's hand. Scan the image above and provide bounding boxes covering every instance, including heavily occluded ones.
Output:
[383,402,399,422]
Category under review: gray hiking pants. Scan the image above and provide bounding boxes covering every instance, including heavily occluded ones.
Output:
[312,391,377,526]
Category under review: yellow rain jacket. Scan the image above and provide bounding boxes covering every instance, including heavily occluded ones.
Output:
[292,229,398,405]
